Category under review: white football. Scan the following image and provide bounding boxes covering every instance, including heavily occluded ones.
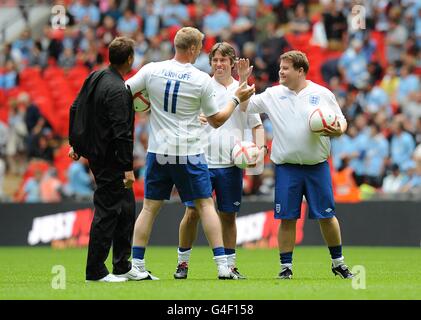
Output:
[231,141,259,169]
[308,106,337,133]
[133,89,151,112]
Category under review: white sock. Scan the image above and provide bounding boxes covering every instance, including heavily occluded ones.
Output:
[132,258,145,270]
[226,253,236,269]
[213,255,229,274]
[281,263,292,271]
[177,248,192,265]
[332,256,345,268]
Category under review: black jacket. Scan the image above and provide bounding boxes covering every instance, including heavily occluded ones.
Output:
[69,66,134,171]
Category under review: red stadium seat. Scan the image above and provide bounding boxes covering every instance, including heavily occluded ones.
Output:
[43,66,65,81]
[19,66,42,82]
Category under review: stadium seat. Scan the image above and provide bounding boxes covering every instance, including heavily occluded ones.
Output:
[43,66,65,81]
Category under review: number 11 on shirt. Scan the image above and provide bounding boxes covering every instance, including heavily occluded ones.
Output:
[164,79,181,114]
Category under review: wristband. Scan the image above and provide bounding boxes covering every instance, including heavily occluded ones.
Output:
[232,96,240,107]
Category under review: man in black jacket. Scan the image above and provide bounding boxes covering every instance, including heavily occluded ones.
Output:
[69,37,136,282]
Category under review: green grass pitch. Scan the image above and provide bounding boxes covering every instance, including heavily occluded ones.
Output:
[0,246,420,300]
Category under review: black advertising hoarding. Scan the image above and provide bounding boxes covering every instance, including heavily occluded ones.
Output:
[0,201,420,247]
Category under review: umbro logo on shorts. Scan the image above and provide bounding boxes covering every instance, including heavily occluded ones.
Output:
[325,208,333,213]
[233,202,240,206]
[279,96,287,100]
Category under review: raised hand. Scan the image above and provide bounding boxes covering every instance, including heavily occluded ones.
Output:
[237,58,253,85]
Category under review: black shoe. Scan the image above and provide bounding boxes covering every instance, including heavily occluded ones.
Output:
[332,264,354,279]
[174,262,188,279]
[231,267,247,279]
[278,267,293,279]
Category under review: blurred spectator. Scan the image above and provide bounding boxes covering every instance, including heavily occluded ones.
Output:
[140,2,161,39]
[117,8,140,37]
[103,0,122,22]
[144,34,172,63]
[329,76,347,107]
[255,3,277,44]
[78,27,98,53]
[310,13,328,48]
[331,130,353,170]
[161,0,189,28]
[69,0,100,28]
[396,64,420,110]
[338,38,369,89]
[0,60,18,90]
[132,33,149,69]
[11,28,34,63]
[232,5,255,51]
[386,16,408,64]
[390,119,416,170]
[96,15,118,46]
[27,41,49,69]
[362,80,391,116]
[258,22,291,83]
[64,159,93,200]
[380,64,400,104]
[399,161,421,194]
[403,91,421,124]
[242,41,266,79]
[288,2,311,35]
[364,123,389,188]
[351,118,371,185]
[28,128,55,163]
[382,164,405,193]
[6,100,27,175]
[322,1,347,50]
[22,169,42,203]
[39,168,63,202]
[203,3,232,39]
[342,89,364,120]
[359,177,378,200]
[332,156,361,203]
[58,47,76,69]
[16,93,51,151]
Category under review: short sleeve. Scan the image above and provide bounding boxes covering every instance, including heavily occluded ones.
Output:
[125,63,153,95]
[200,77,219,117]
[247,91,268,114]
[327,92,346,122]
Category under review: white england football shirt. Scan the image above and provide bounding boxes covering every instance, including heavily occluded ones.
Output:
[247,81,346,165]
[126,59,219,156]
[202,78,262,168]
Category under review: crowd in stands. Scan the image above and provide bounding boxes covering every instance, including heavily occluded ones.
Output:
[0,0,420,203]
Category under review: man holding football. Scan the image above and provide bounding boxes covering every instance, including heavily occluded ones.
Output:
[242,50,354,279]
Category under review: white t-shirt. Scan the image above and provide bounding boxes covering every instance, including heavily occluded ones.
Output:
[247,81,346,165]
[126,59,219,156]
[201,78,262,168]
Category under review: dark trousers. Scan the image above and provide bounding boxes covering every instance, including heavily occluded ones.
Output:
[85,163,136,280]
